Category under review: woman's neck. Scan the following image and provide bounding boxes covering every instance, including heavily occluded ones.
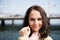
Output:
[33,31,39,35]
[29,31,39,40]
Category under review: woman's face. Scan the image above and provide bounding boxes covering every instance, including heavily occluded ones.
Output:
[29,10,43,32]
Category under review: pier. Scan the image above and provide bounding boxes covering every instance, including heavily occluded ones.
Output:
[0,16,60,27]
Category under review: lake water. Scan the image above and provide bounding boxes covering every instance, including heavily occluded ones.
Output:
[0,19,60,25]
[0,19,60,40]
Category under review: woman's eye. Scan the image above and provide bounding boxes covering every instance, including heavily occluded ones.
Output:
[38,18,42,20]
[30,18,35,21]
[30,18,42,21]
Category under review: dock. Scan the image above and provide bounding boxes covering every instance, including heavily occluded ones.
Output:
[0,16,60,26]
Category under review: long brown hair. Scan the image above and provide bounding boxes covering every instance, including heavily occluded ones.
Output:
[22,5,50,39]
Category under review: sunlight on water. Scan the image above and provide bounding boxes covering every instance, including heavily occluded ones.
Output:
[0,19,60,25]
[1,20,23,25]
[50,19,60,25]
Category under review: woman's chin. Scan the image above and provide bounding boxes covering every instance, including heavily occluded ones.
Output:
[33,29,39,32]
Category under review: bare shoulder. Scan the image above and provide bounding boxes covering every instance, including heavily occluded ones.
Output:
[44,36,53,40]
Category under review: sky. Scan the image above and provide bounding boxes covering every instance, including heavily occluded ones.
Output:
[0,0,60,16]
[0,0,60,24]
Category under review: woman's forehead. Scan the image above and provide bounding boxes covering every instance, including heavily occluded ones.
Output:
[29,10,42,18]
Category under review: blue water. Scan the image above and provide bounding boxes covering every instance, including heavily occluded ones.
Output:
[0,30,19,40]
[50,31,60,40]
[0,24,60,40]
[0,19,60,40]
[0,30,60,40]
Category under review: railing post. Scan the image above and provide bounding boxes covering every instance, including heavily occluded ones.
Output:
[1,20,5,30]
[1,20,5,25]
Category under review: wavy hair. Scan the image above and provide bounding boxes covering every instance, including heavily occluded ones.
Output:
[22,5,50,39]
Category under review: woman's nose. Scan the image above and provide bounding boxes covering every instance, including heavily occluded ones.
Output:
[34,20,38,24]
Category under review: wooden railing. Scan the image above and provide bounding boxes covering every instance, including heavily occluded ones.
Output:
[0,16,60,26]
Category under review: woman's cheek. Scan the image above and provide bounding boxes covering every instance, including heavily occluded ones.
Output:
[29,21,33,26]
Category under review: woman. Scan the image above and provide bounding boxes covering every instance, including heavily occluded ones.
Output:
[18,5,53,40]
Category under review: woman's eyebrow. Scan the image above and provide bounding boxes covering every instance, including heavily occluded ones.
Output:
[38,18,42,19]
[31,18,42,19]
[37,18,42,19]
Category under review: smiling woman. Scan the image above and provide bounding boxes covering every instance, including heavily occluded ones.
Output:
[18,5,53,40]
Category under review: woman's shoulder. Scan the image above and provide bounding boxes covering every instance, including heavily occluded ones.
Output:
[44,36,53,40]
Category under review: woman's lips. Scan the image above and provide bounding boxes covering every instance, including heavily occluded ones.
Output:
[33,26,39,29]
